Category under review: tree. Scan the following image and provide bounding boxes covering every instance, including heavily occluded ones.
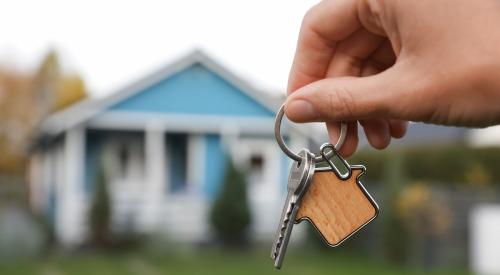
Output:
[32,50,86,114]
[54,74,86,111]
[88,164,111,247]
[210,159,252,247]
[0,50,87,176]
[0,69,34,174]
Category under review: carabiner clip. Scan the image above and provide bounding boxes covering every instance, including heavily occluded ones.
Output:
[317,143,352,180]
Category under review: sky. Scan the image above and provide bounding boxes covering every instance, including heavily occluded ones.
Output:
[0,0,318,97]
[2,0,496,145]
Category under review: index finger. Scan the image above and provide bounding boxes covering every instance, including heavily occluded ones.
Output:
[288,0,361,94]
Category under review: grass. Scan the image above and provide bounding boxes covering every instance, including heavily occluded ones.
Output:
[0,248,469,275]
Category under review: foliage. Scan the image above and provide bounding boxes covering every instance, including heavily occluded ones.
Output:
[395,182,452,268]
[396,182,451,237]
[32,50,87,113]
[350,145,500,185]
[53,74,86,111]
[210,159,251,246]
[0,50,87,175]
[0,70,33,174]
[88,164,111,247]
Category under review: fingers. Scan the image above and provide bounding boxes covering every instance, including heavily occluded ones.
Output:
[285,67,403,123]
[359,119,391,149]
[388,119,408,138]
[288,0,361,94]
[327,119,407,154]
[287,0,408,153]
[326,121,359,157]
[357,119,407,150]
[370,39,397,68]
[325,28,385,77]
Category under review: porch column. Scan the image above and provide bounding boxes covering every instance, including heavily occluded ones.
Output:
[58,125,86,246]
[139,121,166,230]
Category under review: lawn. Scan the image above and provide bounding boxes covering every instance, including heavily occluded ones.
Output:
[0,249,469,275]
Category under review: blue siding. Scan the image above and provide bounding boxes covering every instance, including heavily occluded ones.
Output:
[204,134,226,198]
[109,64,273,117]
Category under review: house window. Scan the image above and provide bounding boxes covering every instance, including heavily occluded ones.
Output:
[167,133,188,192]
[248,154,264,185]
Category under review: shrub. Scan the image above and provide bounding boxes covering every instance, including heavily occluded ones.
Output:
[350,145,500,185]
[210,159,251,247]
[88,164,111,247]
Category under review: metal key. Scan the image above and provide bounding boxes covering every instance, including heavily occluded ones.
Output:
[271,148,315,269]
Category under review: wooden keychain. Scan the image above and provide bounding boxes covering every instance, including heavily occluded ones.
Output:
[271,104,379,268]
[295,143,379,247]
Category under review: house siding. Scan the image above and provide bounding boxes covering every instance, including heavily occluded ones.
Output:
[109,64,273,117]
[203,134,226,198]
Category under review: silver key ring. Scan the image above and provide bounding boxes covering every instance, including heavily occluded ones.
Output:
[275,103,347,163]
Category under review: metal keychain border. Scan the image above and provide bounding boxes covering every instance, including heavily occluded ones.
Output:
[295,164,380,248]
[274,104,347,163]
[300,142,380,247]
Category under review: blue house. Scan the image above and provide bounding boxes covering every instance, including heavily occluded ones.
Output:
[29,50,311,245]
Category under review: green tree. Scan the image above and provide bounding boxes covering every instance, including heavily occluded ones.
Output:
[210,159,251,247]
[89,164,111,247]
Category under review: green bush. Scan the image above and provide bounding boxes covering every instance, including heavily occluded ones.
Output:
[210,159,251,247]
[88,164,111,247]
[350,145,500,185]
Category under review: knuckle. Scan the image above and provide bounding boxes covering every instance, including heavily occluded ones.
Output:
[299,7,320,43]
[301,5,317,29]
[327,85,356,120]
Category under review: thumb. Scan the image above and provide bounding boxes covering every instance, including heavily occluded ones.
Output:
[284,68,407,122]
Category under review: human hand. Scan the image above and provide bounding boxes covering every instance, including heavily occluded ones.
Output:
[285,0,500,156]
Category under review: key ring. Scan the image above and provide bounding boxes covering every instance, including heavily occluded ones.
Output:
[275,103,347,163]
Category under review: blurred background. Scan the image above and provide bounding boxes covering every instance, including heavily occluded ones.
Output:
[1,1,500,274]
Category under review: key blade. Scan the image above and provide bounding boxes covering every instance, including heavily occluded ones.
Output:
[271,192,294,259]
[270,149,315,269]
[273,203,299,269]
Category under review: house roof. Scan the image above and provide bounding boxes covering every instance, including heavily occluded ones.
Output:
[39,49,284,137]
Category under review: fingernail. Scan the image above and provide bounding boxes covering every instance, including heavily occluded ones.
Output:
[286,99,315,120]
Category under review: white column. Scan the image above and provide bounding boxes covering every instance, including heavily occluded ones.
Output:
[139,122,166,230]
[58,125,86,246]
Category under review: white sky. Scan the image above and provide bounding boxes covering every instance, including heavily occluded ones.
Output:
[0,0,319,97]
[3,1,493,146]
